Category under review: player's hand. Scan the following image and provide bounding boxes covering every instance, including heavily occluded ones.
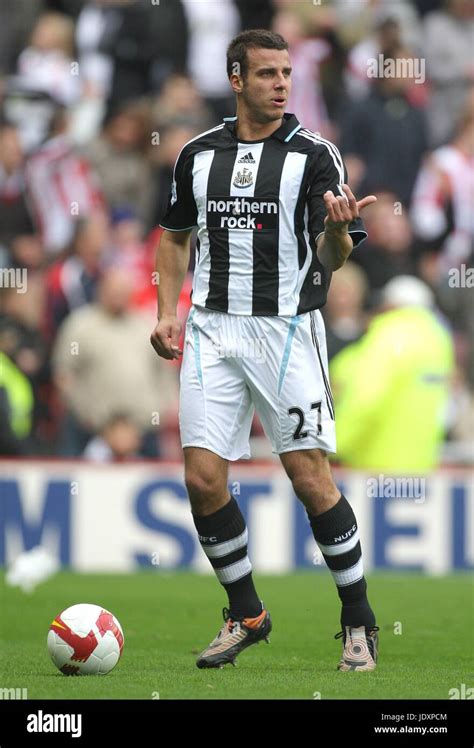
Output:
[323,184,377,235]
[150,316,183,360]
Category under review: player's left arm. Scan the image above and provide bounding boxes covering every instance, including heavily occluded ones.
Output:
[316,185,377,272]
[307,143,376,273]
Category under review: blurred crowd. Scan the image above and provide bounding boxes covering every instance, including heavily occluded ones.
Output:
[0,0,472,463]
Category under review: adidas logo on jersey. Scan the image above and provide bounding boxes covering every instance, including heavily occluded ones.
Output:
[238,152,255,163]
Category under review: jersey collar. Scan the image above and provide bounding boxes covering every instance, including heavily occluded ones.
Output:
[222,113,301,143]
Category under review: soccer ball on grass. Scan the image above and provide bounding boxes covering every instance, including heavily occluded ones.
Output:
[47,603,124,675]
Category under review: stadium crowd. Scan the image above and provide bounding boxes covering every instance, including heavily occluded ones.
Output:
[0,0,472,463]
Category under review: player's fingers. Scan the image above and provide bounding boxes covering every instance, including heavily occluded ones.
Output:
[150,333,173,360]
[169,328,182,352]
[150,327,178,360]
[324,191,343,222]
[323,190,336,212]
[325,191,352,223]
[356,195,378,211]
[168,324,183,357]
[336,195,353,221]
[325,199,339,224]
[162,334,182,359]
[328,196,349,224]
[341,184,358,213]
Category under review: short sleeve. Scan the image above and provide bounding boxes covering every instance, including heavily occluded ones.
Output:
[159,147,197,231]
[307,144,367,248]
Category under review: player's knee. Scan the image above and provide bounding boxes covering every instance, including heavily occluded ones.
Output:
[185,469,226,504]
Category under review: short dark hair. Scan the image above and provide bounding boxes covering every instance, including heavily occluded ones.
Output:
[226,29,288,80]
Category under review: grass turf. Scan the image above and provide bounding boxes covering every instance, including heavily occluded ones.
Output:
[0,571,472,700]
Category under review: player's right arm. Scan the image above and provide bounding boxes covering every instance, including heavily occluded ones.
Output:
[150,228,192,360]
[150,141,197,360]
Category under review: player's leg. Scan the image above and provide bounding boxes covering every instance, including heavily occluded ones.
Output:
[184,446,262,620]
[179,308,271,667]
[279,448,378,670]
[242,310,377,670]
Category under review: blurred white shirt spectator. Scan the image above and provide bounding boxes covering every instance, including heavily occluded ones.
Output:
[17,12,81,107]
[423,0,474,145]
[411,147,474,270]
[75,1,116,99]
[182,0,240,99]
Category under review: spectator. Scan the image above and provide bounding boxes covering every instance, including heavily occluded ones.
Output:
[410,88,474,272]
[344,14,403,102]
[17,12,81,107]
[330,276,455,472]
[333,0,422,51]
[0,124,34,254]
[0,0,42,77]
[83,413,142,462]
[182,0,240,121]
[0,351,34,454]
[75,0,116,101]
[423,0,474,146]
[350,191,417,296]
[234,0,274,31]
[3,234,46,333]
[103,0,188,106]
[272,9,332,137]
[323,261,368,360]
[149,124,198,228]
[84,98,153,226]
[341,45,428,205]
[152,74,213,132]
[52,267,179,456]
[44,213,108,340]
[19,88,105,255]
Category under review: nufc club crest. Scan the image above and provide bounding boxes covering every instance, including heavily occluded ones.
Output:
[233,167,254,189]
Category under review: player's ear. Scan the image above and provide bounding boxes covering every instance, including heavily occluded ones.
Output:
[229,74,244,94]
[229,61,244,94]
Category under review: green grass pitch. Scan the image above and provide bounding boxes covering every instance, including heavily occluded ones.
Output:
[0,571,472,700]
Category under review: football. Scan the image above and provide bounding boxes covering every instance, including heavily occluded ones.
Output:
[47,603,124,675]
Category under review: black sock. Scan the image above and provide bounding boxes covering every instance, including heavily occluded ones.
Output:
[307,494,376,629]
[193,496,262,619]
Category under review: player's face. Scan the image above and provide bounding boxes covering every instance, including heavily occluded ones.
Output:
[237,48,292,123]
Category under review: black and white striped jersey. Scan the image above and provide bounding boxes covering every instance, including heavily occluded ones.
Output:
[160,113,367,316]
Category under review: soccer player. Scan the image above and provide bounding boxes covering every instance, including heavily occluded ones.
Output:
[151,30,379,672]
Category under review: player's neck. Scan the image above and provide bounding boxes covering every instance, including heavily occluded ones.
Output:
[234,108,283,142]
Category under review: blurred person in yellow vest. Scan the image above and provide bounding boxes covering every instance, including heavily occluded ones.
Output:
[329,276,454,473]
[0,351,34,454]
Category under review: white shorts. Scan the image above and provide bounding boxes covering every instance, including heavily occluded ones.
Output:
[179,305,336,461]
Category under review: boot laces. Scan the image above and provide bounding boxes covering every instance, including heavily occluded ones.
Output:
[334,625,380,642]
